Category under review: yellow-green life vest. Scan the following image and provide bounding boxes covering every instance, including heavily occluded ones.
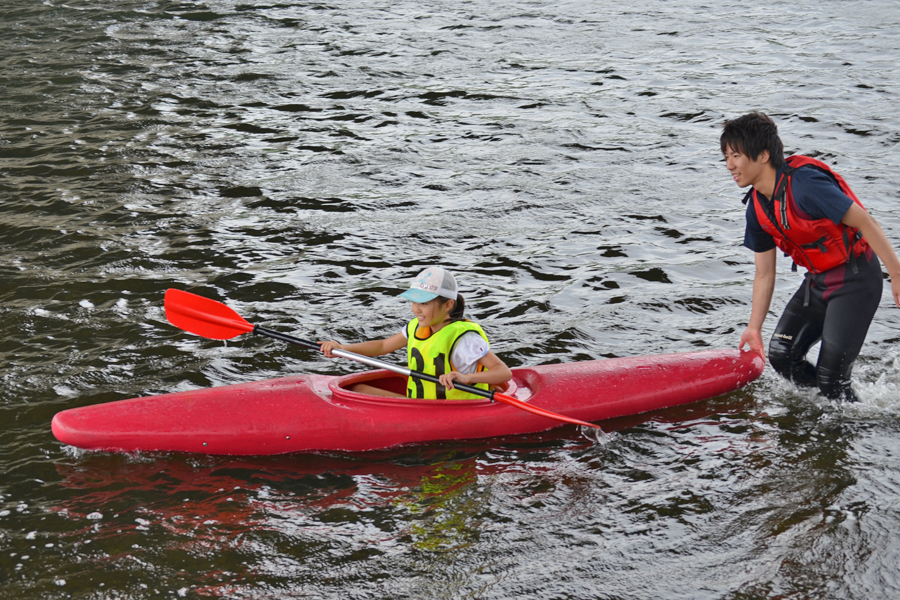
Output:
[405,318,490,400]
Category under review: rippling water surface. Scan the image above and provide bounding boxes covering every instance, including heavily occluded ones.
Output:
[3,0,900,598]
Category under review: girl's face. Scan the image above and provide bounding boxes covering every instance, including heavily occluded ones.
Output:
[410,297,454,329]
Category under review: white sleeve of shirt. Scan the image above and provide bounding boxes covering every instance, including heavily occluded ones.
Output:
[450,331,490,375]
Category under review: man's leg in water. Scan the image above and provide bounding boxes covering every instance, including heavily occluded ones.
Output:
[769,284,826,388]
[816,254,883,401]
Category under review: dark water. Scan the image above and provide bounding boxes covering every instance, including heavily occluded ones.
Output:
[3,0,900,597]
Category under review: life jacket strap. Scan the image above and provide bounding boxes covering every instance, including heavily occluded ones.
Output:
[774,165,795,230]
[843,228,862,274]
[800,235,829,254]
[803,272,812,307]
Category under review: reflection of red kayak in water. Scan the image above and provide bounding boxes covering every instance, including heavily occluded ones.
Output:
[51,349,763,455]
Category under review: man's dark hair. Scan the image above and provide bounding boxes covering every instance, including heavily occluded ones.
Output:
[720,111,785,168]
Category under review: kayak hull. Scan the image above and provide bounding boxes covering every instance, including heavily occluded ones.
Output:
[51,349,764,455]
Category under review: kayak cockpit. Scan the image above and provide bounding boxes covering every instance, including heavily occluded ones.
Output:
[328,369,521,406]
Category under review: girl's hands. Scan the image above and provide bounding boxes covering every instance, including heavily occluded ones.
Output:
[318,340,344,358]
[439,371,471,390]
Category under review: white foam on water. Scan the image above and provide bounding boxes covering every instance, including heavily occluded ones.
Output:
[579,424,614,446]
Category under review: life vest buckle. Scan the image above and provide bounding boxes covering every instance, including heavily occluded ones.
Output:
[800,236,829,254]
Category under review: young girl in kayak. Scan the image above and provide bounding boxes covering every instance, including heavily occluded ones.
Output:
[319,266,511,399]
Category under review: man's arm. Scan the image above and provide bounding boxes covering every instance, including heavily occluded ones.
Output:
[740,248,777,360]
[842,204,900,307]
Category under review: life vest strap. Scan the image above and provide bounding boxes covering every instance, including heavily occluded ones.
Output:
[800,236,828,254]
[843,228,862,274]
[775,165,795,230]
[803,272,812,307]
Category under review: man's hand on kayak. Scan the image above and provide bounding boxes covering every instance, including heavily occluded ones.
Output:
[739,327,767,362]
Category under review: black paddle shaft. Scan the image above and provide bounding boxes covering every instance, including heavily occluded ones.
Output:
[254,325,319,351]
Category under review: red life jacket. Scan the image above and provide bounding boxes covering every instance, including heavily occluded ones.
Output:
[745,155,869,274]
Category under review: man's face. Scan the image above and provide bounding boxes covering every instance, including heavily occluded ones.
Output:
[724,145,770,189]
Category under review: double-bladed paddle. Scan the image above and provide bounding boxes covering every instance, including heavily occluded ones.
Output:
[164,288,603,430]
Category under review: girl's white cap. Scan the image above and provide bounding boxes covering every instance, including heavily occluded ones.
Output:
[399,267,458,302]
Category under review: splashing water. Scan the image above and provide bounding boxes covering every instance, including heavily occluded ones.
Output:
[580,424,613,446]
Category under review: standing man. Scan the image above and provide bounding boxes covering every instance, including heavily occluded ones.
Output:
[721,112,900,401]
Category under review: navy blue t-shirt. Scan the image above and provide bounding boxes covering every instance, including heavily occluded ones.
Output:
[743,165,855,252]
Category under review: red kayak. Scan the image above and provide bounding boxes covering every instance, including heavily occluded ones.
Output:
[51,349,764,455]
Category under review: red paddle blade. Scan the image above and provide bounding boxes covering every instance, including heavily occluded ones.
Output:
[165,289,255,340]
[492,392,602,430]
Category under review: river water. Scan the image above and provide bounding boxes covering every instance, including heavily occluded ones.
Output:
[3,0,900,598]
